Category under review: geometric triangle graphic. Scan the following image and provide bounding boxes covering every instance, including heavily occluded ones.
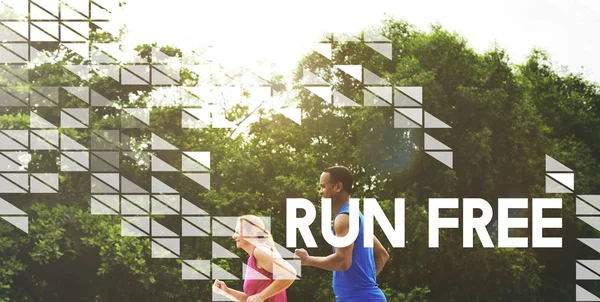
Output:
[577,284,600,301]
[124,108,150,126]
[334,65,362,81]
[425,151,453,169]
[182,154,209,172]
[121,176,148,194]
[394,111,420,128]
[579,260,600,276]
[0,197,27,215]
[212,263,239,280]
[151,155,178,172]
[181,219,209,237]
[333,90,360,107]
[424,111,451,128]
[60,111,88,128]
[91,90,114,107]
[365,87,392,103]
[182,152,210,169]
[365,43,392,60]
[545,154,573,172]
[151,239,179,258]
[545,176,572,193]
[302,69,329,86]
[184,173,210,190]
[212,241,239,259]
[394,89,421,107]
[152,220,178,237]
[151,133,178,150]
[396,108,422,126]
[182,260,210,280]
[63,87,90,104]
[577,263,600,280]
[363,67,389,85]
[579,239,600,254]
[60,134,87,150]
[305,86,331,104]
[311,43,331,60]
[579,196,600,210]
[151,177,178,193]
[579,217,600,232]
[577,199,600,215]
[547,173,574,191]
[396,87,422,104]
[30,112,56,128]
[424,133,451,151]
[1,216,28,233]
[364,90,391,107]
[62,65,90,81]
[182,198,208,215]
[62,43,89,59]
[243,263,270,280]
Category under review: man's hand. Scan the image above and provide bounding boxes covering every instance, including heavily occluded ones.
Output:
[247,293,266,302]
[294,248,310,266]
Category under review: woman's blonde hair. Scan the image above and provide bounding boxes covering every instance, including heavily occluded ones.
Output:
[238,215,275,250]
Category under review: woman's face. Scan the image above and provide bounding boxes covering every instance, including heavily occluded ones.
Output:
[232,220,247,249]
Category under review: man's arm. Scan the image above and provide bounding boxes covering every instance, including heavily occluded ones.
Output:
[294,214,354,271]
[373,236,390,276]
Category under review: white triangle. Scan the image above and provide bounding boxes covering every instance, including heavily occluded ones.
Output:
[61,3,88,19]
[424,133,451,151]
[152,201,178,215]
[212,263,239,280]
[1,216,28,233]
[302,69,329,85]
[62,0,89,17]
[31,22,59,41]
[33,0,59,17]
[151,155,178,172]
[577,263,600,280]
[212,241,239,258]
[182,219,209,237]
[364,90,391,107]
[183,152,210,169]
[182,198,208,215]
[96,66,120,81]
[1,0,28,16]
[61,23,88,42]
[151,176,178,193]
[63,87,90,104]
[30,112,56,128]
[424,112,451,129]
[577,199,600,215]
[0,197,27,215]
[305,86,331,103]
[93,43,122,61]
[363,31,391,42]
[30,3,58,20]
[152,133,178,150]
[312,43,331,60]
[397,87,422,104]
[60,113,87,128]
[184,173,210,190]
[577,284,600,301]
[276,108,302,125]
[93,173,119,190]
[60,134,87,150]
[243,263,270,280]
[91,90,113,107]
[366,87,392,103]
[124,109,150,125]
[1,22,28,40]
[335,65,362,81]
[152,220,178,237]
[363,67,389,85]
[333,90,360,107]
[426,151,453,169]
[545,155,572,172]
[62,43,89,59]
[547,173,574,190]
[366,43,392,60]
[274,242,296,259]
[397,109,423,126]
[63,65,90,80]
[94,21,122,38]
[91,3,112,19]
[182,108,210,121]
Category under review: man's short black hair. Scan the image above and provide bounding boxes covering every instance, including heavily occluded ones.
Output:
[323,166,353,194]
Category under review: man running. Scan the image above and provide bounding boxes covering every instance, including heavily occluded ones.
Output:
[294,166,389,301]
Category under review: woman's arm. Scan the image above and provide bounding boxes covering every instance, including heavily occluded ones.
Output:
[213,280,248,302]
[250,246,296,300]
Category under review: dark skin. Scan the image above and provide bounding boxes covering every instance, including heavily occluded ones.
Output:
[294,172,390,274]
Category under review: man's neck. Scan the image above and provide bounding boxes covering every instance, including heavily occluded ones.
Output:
[332,196,350,216]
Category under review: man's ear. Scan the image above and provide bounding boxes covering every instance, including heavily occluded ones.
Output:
[335,182,343,193]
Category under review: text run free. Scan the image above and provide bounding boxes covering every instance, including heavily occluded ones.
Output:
[286,198,562,249]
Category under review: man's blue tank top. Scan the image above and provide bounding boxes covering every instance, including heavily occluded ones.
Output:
[332,203,386,301]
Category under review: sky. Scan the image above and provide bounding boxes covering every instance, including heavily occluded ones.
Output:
[115,0,600,84]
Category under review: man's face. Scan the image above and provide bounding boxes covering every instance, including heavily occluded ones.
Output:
[319,172,340,198]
